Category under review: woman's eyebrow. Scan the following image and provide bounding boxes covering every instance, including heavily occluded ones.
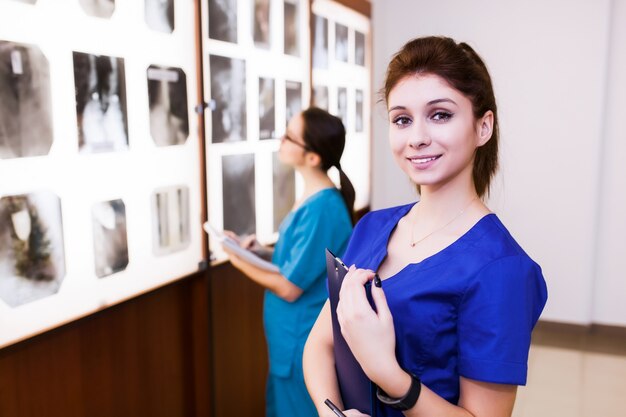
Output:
[427,98,457,106]
[388,98,457,113]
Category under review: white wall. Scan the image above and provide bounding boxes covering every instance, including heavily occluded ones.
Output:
[371,0,625,326]
[592,0,626,326]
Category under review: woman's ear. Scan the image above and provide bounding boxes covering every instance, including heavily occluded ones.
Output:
[477,110,494,147]
[305,151,322,169]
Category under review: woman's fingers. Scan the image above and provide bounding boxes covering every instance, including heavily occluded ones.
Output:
[344,267,375,286]
[338,268,375,311]
[223,230,240,243]
[337,268,379,336]
[240,234,257,249]
[371,280,392,322]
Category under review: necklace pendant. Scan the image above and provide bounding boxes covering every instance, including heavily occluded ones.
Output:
[410,242,416,248]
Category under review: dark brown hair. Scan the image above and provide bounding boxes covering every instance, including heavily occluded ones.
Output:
[383,36,499,197]
[301,107,355,223]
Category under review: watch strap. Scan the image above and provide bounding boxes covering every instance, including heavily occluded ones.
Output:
[375,371,421,411]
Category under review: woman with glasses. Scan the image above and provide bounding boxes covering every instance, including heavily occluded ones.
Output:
[223,107,355,417]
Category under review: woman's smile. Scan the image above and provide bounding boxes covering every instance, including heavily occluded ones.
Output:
[406,154,443,170]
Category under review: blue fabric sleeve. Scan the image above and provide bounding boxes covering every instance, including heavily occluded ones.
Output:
[457,255,547,385]
[279,203,337,291]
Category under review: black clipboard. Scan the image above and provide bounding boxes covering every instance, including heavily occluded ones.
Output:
[326,249,377,416]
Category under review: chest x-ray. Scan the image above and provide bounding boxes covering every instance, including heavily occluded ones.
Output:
[92,199,128,278]
[313,84,329,111]
[209,0,237,43]
[284,0,300,56]
[355,30,365,66]
[209,55,247,143]
[355,89,364,132]
[147,65,189,146]
[335,23,349,63]
[79,0,115,18]
[222,154,256,236]
[259,77,275,139]
[145,0,174,33]
[253,0,271,48]
[285,80,302,127]
[0,41,53,159]
[151,186,191,256]
[312,14,328,69]
[337,86,348,128]
[0,192,65,307]
[273,152,295,233]
[73,52,128,153]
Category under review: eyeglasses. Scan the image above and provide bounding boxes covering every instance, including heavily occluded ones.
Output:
[281,133,311,151]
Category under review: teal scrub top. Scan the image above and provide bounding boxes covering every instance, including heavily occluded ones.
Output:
[265,188,353,377]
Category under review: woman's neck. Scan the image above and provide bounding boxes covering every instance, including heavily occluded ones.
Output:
[415,177,481,222]
[297,166,335,201]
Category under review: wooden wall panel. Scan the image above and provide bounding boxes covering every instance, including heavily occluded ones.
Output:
[209,262,268,417]
[0,271,212,417]
[334,0,371,16]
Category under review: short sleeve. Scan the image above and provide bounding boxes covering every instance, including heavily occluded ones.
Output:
[279,203,347,291]
[457,255,548,385]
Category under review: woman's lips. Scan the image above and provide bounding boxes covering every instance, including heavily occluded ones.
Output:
[406,154,442,170]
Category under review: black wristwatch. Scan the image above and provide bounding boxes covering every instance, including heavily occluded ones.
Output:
[375,371,421,411]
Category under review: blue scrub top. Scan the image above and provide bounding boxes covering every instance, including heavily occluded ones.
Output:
[266,188,353,377]
[340,203,548,415]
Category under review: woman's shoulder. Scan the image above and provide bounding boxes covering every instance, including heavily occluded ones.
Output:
[295,188,351,225]
[471,214,542,271]
[300,187,342,209]
[462,215,548,313]
[479,215,528,253]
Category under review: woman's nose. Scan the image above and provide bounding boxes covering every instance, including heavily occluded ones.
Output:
[409,123,431,148]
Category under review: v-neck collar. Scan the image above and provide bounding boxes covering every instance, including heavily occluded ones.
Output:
[369,202,496,281]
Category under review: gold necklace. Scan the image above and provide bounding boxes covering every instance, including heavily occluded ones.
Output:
[409,197,478,247]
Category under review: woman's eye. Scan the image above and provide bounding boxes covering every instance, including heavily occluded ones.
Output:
[392,116,412,127]
[431,111,453,121]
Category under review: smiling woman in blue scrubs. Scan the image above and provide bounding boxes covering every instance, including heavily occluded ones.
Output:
[304,37,548,417]
[223,108,354,417]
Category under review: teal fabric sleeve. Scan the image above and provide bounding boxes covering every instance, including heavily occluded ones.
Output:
[279,199,342,291]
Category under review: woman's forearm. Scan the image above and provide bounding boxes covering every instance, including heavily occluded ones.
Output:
[228,254,302,301]
[253,247,274,261]
[303,302,343,417]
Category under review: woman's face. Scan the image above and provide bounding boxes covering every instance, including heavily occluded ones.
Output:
[387,73,491,193]
[278,113,308,166]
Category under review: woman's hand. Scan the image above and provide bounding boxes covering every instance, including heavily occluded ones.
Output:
[336,266,401,384]
[223,231,272,261]
[220,231,240,263]
[222,230,241,245]
[223,249,245,270]
[239,233,265,252]
[224,230,267,252]
[220,232,249,270]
